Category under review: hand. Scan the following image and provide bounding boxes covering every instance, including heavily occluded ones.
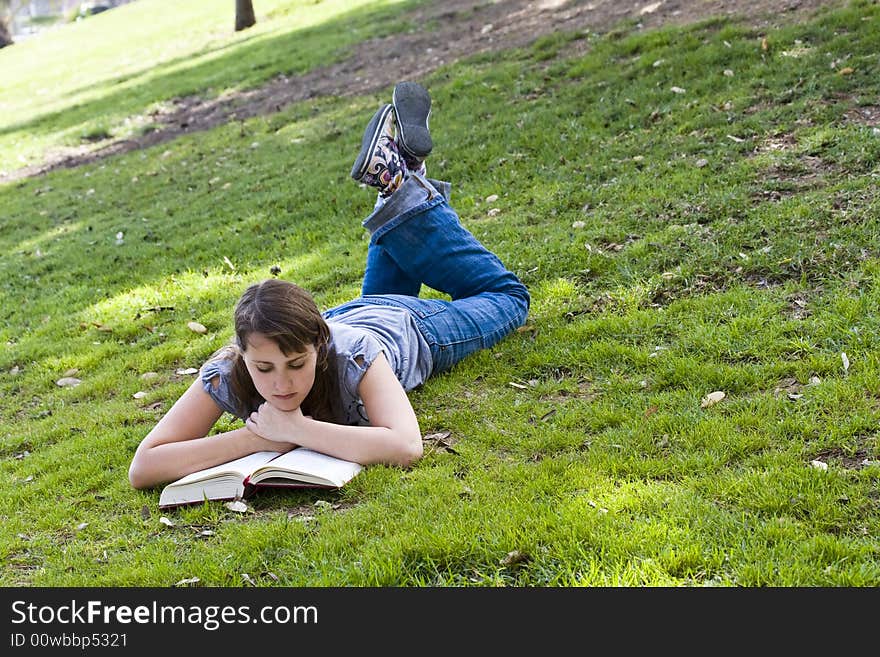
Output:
[245,401,309,445]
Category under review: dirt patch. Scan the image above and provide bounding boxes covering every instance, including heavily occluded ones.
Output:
[2,0,842,183]
[845,104,880,127]
[812,446,877,471]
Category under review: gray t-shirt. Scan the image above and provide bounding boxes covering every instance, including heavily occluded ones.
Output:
[200,305,432,426]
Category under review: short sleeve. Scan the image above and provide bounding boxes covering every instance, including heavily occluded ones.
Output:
[327,323,386,425]
[199,358,244,419]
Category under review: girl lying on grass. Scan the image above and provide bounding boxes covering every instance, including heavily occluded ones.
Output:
[129,81,530,489]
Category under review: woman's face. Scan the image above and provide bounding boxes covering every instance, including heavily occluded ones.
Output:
[242,332,318,411]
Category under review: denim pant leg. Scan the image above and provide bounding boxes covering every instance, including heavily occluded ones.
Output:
[353,173,530,373]
[361,177,451,297]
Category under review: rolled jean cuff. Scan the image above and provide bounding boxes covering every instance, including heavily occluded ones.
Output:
[362,173,451,235]
[427,178,451,203]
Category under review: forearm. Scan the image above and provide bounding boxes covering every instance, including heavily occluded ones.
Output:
[293,418,422,467]
[129,426,282,489]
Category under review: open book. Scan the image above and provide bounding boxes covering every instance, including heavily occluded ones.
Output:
[158,449,363,509]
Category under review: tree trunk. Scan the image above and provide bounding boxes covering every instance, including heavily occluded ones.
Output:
[0,17,12,49]
[235,0,255,32]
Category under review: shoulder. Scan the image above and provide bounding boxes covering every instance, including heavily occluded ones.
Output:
[198,346,243,418]
[201,348,234,383]
[328,321,381,357]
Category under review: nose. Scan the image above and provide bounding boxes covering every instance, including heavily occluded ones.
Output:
[274,370,294,392]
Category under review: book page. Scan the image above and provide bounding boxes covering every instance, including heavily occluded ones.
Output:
[251,448,362,486]
[166,451,280,487]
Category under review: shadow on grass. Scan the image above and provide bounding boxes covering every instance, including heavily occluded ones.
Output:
[0,0,420,143]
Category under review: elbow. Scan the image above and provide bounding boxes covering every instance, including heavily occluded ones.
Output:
[128,463,148,490]
[128,456,155,490]
[396,434,423,468]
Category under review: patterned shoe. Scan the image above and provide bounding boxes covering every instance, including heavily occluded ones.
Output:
[392,81,433,169]
[350,104,407,197]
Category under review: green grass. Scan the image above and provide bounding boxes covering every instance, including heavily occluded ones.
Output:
[1,0,879,586]
[0,0,413,173]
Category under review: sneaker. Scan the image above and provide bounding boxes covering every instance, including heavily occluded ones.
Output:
[392,81,433,167]
[350,104,407,197]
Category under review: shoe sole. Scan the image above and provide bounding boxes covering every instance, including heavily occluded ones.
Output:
[350,104,394,181]
[392,81,433,159]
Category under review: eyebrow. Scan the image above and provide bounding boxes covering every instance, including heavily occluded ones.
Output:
[251,355,307,365]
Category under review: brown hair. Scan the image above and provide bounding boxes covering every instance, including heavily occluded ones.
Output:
[225,279,338,422]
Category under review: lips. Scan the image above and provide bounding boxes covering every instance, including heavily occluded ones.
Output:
[273,393,296,400]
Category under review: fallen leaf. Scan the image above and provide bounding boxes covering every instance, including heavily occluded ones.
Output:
[76,522,88,531]
[727,134,745,143]
[174,576,200,587]
[423,430,459,455]
[241,573,256,586]
[159,516,175,527]
[838,67,854,75]
[501,550,532,566]
[485,194,499,203]
[140,505,151,520]
[487,208,501,217]
[571,221,586,229]
[639,2,662,15]
[176,367,199,375]
[761,37,768,51]
[187,321,207,334]
[841,352,850,372]
[133,391,147,399]
[63,368,79,377]
[265,571,279,582]
[225,500,250,513]
[17,533,31,541]
[696,158,709,168]
[671,86,686,94]
[723,69,734,77]
[222,256,235,271]
[141,372,159,381]
[198,530,215,537]
[509,382,528,389]
[24,475,34,483]
[540,409,557,422]
[700,391,726,408]
[810,460,828,471]
[56,377,82,387]
[644,405,658,418]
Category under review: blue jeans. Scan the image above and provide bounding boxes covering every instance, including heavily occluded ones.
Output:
[326,173,530,374]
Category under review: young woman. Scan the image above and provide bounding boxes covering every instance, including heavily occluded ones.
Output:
[128,82,530,489]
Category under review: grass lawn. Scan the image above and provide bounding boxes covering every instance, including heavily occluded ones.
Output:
[1,0,879,586]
